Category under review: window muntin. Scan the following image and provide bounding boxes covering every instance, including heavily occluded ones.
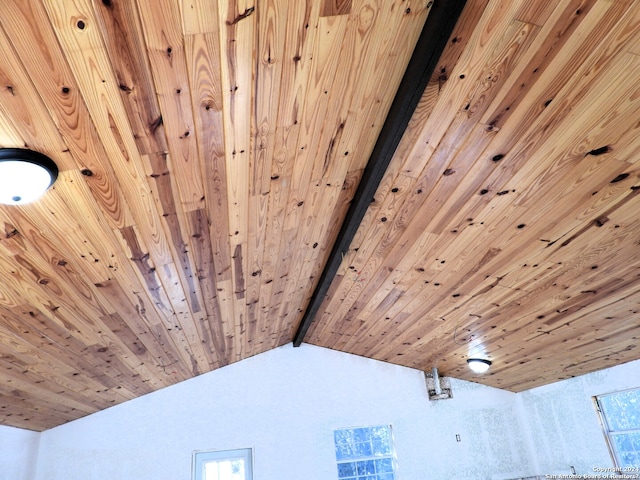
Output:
[595,388,640,468]
[193,448,253,480]
[334,425,397,480]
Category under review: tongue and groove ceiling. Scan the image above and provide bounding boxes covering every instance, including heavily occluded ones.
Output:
[0,0,640,431]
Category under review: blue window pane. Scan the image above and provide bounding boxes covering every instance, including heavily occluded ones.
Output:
[372,438,391,456]
[335,430,349,444]
[371,427,391,455]
[371,426,390,443]
[613,433,640,467]
[375,458,394,473]
[600,390,640,431]
[377,474,395,480]
[620,451,639,468]
[614,434,633,452]
[356,460,376,475]
[335,431,358,461]
[613,433,638,453]
[355,441,373,457]
[336,443,354,461]
[338,462,357,477]
[354,428,370,443]
[334,426,396,479]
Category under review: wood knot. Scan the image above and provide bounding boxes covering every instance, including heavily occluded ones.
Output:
[610,173,629,183]
[226,6,255,25]
[586,145,611,157]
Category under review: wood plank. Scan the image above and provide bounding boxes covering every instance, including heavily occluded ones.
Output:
[93,0,168,156]
[481,0,628,129]
[186,209,229,366]
[0,245,165,392]
[2,175,195,382]
[37,0,217,375]
[218,0,256,245]
[39,0,175,265]
[136,0,206,211]
[0,307,131,407]
[258,0,321,346]
[216,1,257,360]
[251,0,288,196]
[182,0,221,35]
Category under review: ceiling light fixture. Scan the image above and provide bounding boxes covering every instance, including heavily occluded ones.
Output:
[0,149,58,205]
[467,358,492,374]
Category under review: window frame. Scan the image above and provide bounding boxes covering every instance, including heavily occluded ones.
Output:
[333,424,398,480]
[192,447,254,480]
[593,387,640,471]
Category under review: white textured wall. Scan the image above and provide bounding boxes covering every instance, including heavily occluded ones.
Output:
[0,425,40,480]
[518,359,640,477]
[32,344,533,480]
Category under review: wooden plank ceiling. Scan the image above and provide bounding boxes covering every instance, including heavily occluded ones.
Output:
[0,0,639,431]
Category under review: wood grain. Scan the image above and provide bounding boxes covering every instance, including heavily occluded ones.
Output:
[0,0,639,431]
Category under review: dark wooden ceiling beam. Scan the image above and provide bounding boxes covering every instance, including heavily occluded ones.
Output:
[293,0,468,346]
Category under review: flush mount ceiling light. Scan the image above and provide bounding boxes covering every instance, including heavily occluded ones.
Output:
[467,358,492,374]
[0,149,58,205]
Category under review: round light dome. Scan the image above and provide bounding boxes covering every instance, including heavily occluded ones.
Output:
[0,149,58,205]
[467,358,492,374]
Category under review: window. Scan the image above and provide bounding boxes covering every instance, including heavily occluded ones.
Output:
[334,425,397,480]
[193,448,253,480]
[595,388,640,469]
